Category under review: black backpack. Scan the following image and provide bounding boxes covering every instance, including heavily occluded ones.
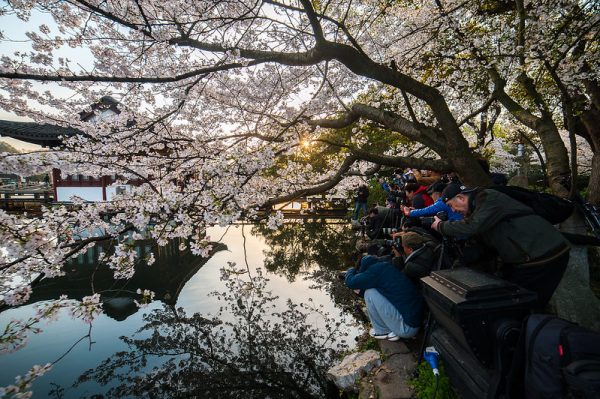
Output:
[489,185,574,224]
[524,314,600,399]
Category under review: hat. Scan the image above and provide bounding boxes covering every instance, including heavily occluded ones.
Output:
[441,183,476,203]
[367,244,380,255]
[401,232,426,249]
[426,181,447,195]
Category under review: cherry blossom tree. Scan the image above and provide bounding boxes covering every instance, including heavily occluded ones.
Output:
[0,0,599,393]
[0,0,480,322]
[389,0,599,196]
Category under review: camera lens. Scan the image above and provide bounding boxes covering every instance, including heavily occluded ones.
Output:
[436,211,448,221]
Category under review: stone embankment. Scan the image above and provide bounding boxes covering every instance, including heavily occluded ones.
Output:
[328,339,417,399]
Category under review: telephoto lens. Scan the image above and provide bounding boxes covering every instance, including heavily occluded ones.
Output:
[436,211,448,221]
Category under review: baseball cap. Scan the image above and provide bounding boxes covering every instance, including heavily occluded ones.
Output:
[426,181,447,195]
[441,183,477,203]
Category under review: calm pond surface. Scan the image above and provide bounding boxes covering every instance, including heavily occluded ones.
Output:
[0,220,362,398]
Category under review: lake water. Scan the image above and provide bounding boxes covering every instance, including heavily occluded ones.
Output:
[0,221,362,398]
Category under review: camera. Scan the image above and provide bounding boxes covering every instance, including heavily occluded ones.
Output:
[420,217,434,226]
[419,211,448,227]
[384,238,402,250]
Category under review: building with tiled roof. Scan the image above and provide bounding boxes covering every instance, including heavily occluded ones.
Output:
[0,120,81,148]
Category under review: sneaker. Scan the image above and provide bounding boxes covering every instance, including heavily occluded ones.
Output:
[369,329,390,340]
[387,332,401,342]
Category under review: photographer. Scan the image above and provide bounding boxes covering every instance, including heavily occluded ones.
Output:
[402,181,462,222]
[397,232,437,288]
[431,183,570,308]
[364,206,400,239]
[357,244,381,273]
[352,184,370,221]
[404,182,433,209]
[344,254,423,341]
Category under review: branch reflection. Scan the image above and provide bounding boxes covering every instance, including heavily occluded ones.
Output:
[252,219,355,281]
[75,267,351,398]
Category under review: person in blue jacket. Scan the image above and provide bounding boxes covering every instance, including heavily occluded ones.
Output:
[357,244,380,273]
[402,181,462,221]
[345,259,423,341]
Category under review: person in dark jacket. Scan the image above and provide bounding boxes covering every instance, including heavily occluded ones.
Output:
[353,184,370,220]
[398,232,437,288]
[404,183,433,209]
[345,260,423,340]
[431,183,570,308]
[365,206,400,239]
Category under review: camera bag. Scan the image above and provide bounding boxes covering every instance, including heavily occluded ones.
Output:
[489,185,574,224]
[524,314,600,399]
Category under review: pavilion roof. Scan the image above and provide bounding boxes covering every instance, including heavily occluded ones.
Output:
[0,120,83,147]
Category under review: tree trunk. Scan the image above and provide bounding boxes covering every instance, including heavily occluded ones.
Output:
[449,150,491,187]
[535,118,571,197]
[588,154,600,205]
[581,109,600,204]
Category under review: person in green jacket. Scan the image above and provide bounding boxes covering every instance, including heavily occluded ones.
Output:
[431,183,570,308]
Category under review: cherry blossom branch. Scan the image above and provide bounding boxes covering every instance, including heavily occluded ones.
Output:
[260,154,358,208]
[298,0,326,44]
[0,61,262,83]
[458,96,496,127]
[263,0,369,58]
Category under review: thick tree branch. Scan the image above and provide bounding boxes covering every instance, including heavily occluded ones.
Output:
[315,138,451,171]
[170,37,328,66]
[260,154,358,208]
[400,90,419,125]
[351,104,445,152]
[306,112,360,129]
[458,96,495,127]
[347,164,382,176]
[263,0,369,58]
[72,0,153,37]
[0,62,257,83]
[519,130,547,182]
[349,147,451,171]
[298,0,326,44]
[489,69,540,129]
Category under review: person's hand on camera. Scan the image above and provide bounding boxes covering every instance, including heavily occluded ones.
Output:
[431,215,442,231]
[391,231,403,240]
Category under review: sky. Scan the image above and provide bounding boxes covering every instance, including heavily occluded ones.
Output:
[0,6,94,152]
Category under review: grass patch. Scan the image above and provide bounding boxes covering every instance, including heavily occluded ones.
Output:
[410,361,458,399]
[356,334,381,352]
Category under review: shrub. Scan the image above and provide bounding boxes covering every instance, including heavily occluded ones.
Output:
[410,361,457,399]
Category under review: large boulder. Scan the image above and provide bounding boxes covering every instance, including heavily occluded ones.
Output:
[508,174,529,188]
[553,214,600,331]
[327,350,382,391]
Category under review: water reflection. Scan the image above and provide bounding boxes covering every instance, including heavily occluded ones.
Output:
[19,239,226,321]
[253,220,362,321]
[0,223,361,398]
[253,220,355,281]
[74,267,349,398]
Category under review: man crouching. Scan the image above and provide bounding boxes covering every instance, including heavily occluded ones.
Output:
[344,258,423,341]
